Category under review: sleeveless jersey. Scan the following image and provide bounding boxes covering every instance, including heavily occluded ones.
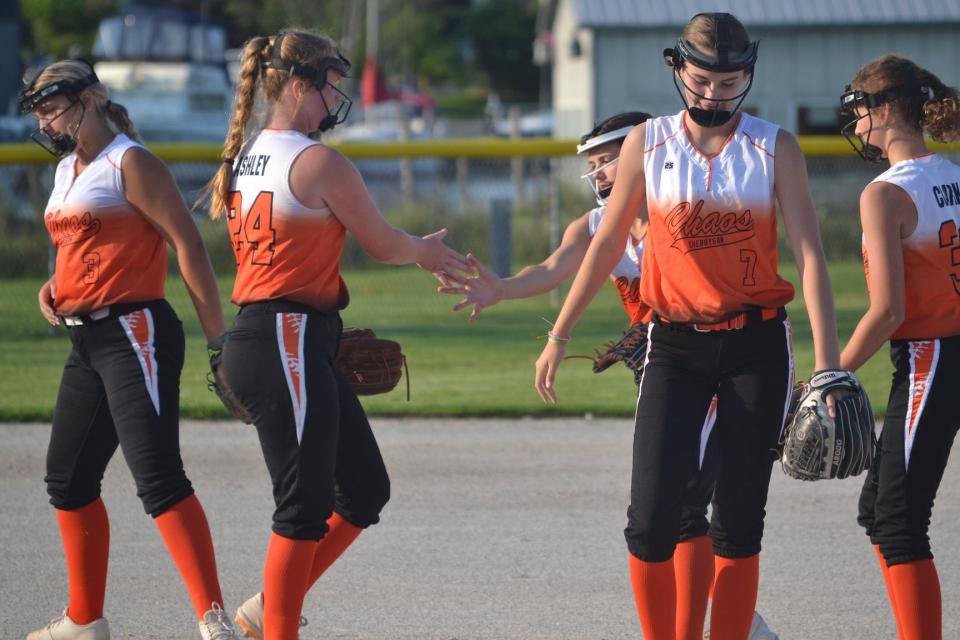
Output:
[867,153,960,340]
[642,111,794,322]
[586,206,650,325]
[228,129,348,310]
[44,134,166,315]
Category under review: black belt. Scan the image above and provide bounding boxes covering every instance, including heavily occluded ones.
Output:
[653,307,786,332]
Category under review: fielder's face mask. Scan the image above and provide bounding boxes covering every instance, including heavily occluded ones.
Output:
[262,32,352,135]
[576,125,634,205]
[663,13,759,128]
[839,85,931,163]
[19,65,99,158]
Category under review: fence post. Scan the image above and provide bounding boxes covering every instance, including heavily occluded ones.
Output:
[489,198,512,277]
[509,106,524,210]
[399,112,413,208]
[456,156,469,213]
[548,157,561,307]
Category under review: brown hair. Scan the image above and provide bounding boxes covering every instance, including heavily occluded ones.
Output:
[681,13,751,60]
[204,30,340,219]
[851,54,960,143]
[27,60,140,142]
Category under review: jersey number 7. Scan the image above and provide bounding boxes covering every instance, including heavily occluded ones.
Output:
[226,190,276,266]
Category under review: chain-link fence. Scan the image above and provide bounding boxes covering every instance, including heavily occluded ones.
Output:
[1,140,958,282]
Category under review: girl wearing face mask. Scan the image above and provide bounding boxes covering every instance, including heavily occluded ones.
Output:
[21,60,238,639]
[838,54,960,640]
[534,13,849,639]
[203,30,467,639]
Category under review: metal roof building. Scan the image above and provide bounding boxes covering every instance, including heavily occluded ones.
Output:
[549,0,960,137]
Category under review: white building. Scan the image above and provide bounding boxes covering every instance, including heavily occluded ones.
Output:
[549,0,960,137]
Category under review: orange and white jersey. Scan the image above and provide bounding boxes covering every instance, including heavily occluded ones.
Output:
[587,206,651,325]
[642,111,794,322]
[44,134,166,315]
[867,153,960,340]
[228,129,348,311]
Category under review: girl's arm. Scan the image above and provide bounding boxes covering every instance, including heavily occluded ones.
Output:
[291,145,467,275]
[534,125,648,403]
[775,130,840,372]
[839,182,912,372]
[123,147,226,341]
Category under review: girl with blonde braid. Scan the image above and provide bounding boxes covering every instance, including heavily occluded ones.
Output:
[204,30,466,639]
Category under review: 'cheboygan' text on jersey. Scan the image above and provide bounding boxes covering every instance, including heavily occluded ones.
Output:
[642,111,794,322]
[867,153,960,340]
[228,129,348,310]
[587,206,650,325]
[44,134,166,315]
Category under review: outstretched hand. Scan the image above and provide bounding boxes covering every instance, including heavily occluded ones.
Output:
[417,228,470,279]
[436,254,506,321]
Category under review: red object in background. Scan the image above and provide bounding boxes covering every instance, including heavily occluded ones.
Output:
[360,57,398,106]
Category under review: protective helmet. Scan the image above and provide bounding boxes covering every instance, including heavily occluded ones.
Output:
[663,13,759,128]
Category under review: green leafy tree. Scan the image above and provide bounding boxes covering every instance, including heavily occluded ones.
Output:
[22,0,119,58]
[467,0,538,102]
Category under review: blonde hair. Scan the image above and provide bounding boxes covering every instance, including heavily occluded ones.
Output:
[681,13,751,61]
[851,54,960,143]
[27,60,140,142]
[204,30,340,219]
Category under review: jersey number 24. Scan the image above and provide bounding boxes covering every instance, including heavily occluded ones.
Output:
[226,190,276,266]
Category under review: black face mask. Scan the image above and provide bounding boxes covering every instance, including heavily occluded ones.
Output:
[673,71,754,128]
[840,114,884,163]
[311,82,352,137]
[30,99,87,158]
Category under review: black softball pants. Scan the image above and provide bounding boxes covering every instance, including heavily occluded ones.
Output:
[625,312,793,561]
[46,299,194,517]
[859,335,960,566]
[221,301,390,540]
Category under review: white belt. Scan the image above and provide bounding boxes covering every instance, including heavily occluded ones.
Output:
[61,307,111,326]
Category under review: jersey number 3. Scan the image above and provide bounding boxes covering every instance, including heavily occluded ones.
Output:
[226,191,276,266]
[939,219,960,296]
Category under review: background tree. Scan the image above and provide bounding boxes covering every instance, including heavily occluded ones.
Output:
[21,0,119,58]
[467,0,538,103]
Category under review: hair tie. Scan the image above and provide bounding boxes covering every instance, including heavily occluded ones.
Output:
[223,157,235,166]
[104,99,113,110]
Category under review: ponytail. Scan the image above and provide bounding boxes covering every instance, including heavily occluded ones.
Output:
[204,35,270,219]
[918,71,960,143]
[104,100,141,142]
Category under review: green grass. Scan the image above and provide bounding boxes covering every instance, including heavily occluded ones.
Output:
[0,262,892,421]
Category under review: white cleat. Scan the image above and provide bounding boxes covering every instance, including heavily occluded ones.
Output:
[199,603,241,640]
[704,611,779,640]
[748,611,780,640]
[234,592,307,640]
[26,609,110,640]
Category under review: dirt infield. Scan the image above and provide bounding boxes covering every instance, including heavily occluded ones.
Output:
[2,418,957,639]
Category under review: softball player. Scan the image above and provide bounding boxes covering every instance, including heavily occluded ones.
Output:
[21,60,238,639]
[204,30,466,639]
[441,111,774,640]
[838,54,960,640]
[535,13,846,640]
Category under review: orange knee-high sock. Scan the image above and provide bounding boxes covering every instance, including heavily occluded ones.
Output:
[875,545,906,639]
[673,536,714,640]
[888,559,942,640]
[154,494,223,619]
[709,554,759,640]
[263,533,316,640]
[628,554,677,640]
[57,498,110,625]
[306,513,362,589]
